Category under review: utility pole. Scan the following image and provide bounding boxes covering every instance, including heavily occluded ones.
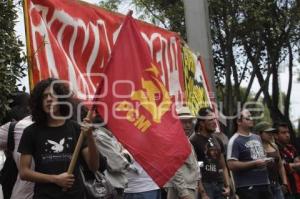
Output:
[183,0,216,96]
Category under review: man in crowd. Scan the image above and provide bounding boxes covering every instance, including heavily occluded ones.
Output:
[190,107,230,199]
[165,106,207,199]
[18,78,99,199]
[176,106,195,137]
[227,109,272,199]
[274,122,300,199]
[92,113,135,199]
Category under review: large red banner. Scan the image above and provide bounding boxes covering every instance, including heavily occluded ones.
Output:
[94,13,191,187]
[24,0,184,104]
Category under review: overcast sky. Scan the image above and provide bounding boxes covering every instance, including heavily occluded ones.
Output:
[14,0,300,127]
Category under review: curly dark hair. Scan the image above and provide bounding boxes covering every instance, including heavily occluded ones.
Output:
[30,78,74,126]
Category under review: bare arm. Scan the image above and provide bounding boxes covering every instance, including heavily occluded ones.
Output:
[81,131,99,172]
[289,162,300,168]
[220,155,230,196]
[198,180,209,199]
[19,154,74,189]
[81,118,99,172]
[278,155,288,185]
[288,160,300,170]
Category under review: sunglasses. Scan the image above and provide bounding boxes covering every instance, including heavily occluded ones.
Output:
[208,138,215,147]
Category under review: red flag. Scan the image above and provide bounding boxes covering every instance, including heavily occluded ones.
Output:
[94,13,191,187]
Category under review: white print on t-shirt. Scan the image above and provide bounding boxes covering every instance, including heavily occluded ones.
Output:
[245,140,265,160]
[205,164,217,172]
[47,138,65,153]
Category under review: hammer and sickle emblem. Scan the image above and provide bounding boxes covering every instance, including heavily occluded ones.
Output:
[131,64,172,123]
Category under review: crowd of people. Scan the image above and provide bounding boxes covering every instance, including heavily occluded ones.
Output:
[1,78,300,199]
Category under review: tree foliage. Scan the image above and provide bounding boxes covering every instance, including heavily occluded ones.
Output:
[99,0,300,138]
[98,0,121,11]
[132,0,185,36]
[0,0,26,124]
[204,0,300,137]
[98,0,186,37]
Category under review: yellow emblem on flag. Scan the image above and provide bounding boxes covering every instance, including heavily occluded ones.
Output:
[116,64,172,133]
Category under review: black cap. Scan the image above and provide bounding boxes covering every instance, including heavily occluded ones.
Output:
[197,107,213,120]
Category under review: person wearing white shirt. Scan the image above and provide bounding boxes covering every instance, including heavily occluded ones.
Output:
[0,91,34,199]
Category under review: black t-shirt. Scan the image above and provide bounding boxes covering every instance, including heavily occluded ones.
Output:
[189,133,224,183]
[18,120,87,199]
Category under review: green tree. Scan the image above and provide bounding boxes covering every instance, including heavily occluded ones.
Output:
[98,0,186,37]
[99,0,300,139]
[99,0,121,11]
[131,0,185,36]
[234,0,300,140]
[208,0,300,138]
[0,0,26,124]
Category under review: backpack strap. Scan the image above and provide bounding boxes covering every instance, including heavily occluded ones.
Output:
[7,121,17,152]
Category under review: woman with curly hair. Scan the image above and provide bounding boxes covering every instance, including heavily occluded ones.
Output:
[18,78,99,199]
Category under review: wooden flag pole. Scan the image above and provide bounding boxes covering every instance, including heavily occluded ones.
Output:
[67,108,94,174]
[22,0,34,91]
